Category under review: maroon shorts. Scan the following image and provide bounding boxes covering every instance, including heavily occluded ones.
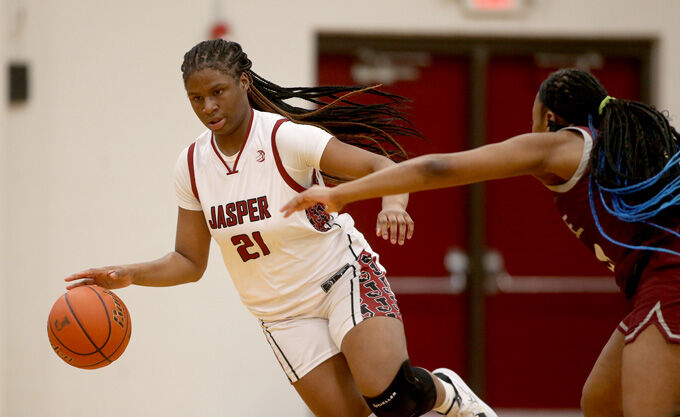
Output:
[617,271,680,344]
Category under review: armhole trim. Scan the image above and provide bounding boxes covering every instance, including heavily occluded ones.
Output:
[187,142,201,203]
[271,119,307,193]
[546,127,593,193]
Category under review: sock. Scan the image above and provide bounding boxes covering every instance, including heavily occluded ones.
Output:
[432,375,456,414]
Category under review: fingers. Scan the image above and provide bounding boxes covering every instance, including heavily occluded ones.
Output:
[281,195,304,218]
[66,278,94,290]
[64,268,107,282]
[377,210,415,246]
[64,268,118,290]
[402,212,415,243]
[281,195,318,218]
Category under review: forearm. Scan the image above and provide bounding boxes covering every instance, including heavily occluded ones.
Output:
[129,251,204,287]
[335,154,455,205]
[370,158,410,210]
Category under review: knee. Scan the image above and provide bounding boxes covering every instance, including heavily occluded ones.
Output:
[363,360,436,417]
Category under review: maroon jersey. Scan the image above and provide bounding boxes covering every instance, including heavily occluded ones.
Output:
[550,127,680,297]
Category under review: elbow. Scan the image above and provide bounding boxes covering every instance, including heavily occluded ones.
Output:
[420,154,453,179]
[187,272,203,283]
[187,263,206,283]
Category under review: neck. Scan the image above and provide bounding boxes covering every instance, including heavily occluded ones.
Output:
[214,108,253,156]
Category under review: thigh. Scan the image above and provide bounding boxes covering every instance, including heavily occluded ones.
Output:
[622,325,680,417]
[293,353,372,417]
[325,251,408,397]
[581,329,624,417]
[261,317,339,383]
[341,316,408,397]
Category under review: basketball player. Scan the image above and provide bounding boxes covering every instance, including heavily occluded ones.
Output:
[65,39,496,417]
[282,68,680,417]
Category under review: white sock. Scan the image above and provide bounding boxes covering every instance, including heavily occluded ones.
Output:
[432,375,456,414]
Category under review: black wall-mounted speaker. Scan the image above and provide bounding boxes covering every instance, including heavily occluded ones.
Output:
[9,63,29,103]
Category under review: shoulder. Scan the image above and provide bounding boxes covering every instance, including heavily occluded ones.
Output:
[277,120,332,139]
[175,129,212,167]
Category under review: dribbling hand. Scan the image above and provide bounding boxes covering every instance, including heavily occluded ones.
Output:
[280,185,344,217]
[64,266,134,290]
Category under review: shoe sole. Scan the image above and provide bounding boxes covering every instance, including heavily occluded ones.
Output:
[433,368,498,417]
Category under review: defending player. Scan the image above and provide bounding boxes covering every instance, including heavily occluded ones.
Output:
[282,68,680,417]
[65,39,497,417]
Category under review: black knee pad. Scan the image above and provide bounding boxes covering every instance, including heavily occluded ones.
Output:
[364,359,436,417]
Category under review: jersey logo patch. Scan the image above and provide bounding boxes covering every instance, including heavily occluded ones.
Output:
[256,150,265,162]
[306,203,332,232]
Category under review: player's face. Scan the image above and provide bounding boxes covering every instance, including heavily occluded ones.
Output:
[185,68,251,138]
[531,94,549,133]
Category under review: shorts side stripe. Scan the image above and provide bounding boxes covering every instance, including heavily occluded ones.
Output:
[350,266,357,326]
[262,324,299,382]
[624,301,680,342]
[347,234,358,260]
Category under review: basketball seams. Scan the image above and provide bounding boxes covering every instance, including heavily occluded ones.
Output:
[48,321,97,356]
[101,296,131,361]
[49,285,131,368]
[86,286,113,349]
[64,290,113,365]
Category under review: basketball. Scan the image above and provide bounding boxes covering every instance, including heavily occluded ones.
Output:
[47,285,131,369]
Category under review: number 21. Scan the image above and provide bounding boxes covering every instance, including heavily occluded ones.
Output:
[231,231,270,262]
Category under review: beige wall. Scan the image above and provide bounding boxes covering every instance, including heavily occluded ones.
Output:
[3,1,680,416]
[1,0,8,416]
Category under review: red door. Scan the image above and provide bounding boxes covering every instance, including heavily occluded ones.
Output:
[318,52,470,373]
[483,55,639,408]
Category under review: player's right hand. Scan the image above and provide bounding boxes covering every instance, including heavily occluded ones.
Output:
[64,267,134,290]
[281,185,345,217]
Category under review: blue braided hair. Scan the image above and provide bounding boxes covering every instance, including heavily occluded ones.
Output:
[539,69,680,256]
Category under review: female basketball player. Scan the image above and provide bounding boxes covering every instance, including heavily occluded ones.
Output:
[282,68,680,417]
[65,39,496,417]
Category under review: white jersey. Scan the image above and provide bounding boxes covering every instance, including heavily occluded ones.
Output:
[175,109,375,321]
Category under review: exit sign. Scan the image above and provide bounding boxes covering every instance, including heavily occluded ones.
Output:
[462,0,530,14]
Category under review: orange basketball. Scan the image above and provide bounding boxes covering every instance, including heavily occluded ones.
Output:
[47,285,131,369]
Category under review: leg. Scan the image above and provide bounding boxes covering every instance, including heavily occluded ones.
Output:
[326,251,495,416]
[341,316,496,417]
[580,329,624,417]
[261,317,372,417]
[340,316,410,396]
[341,316,441,413]
[293,353,372,417]
[621,325,680,417]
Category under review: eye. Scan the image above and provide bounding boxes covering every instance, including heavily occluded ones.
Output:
[213,89,223,96]
[191,96,202,103]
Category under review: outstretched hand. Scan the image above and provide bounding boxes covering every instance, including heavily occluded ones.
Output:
[281,185,344,217]
[64,266,134,290]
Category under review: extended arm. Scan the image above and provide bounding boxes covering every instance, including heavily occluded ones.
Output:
[65,208,211,289]
[282,131,583,215]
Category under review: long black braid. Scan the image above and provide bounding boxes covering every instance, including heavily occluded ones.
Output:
[180,39,419,181]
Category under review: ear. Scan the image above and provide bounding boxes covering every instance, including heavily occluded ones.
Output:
[545,109,558,124]
[239,72,250,91]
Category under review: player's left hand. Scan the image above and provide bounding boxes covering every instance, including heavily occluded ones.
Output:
[376,205,414,246]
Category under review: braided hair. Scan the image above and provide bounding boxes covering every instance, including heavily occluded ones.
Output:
[539,68,680,254]
[180,39,419,182]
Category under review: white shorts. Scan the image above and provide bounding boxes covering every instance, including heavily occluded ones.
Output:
[260,250,402,383]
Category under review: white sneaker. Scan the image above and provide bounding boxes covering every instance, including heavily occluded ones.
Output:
[432,368,497,417]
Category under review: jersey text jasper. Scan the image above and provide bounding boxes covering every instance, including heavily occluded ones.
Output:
[209,196,271,229]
